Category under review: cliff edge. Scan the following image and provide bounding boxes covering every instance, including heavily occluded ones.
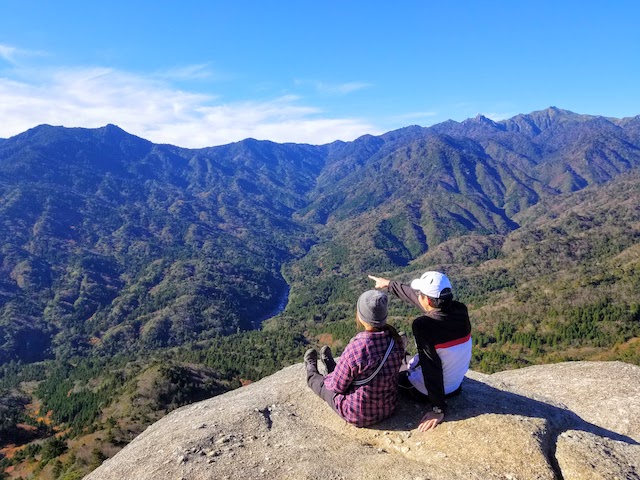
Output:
[86,361,640,480]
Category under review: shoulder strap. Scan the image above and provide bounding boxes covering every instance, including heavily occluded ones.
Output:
[352,339,395,387]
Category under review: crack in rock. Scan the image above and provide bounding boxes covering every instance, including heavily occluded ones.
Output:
[258,407,273,430]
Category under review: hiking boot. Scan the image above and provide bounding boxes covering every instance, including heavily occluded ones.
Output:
[320,345,336,373]
[304,348,318,374]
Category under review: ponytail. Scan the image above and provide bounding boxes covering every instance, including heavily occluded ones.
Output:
[357,308,402,346]
[381,323,402,345]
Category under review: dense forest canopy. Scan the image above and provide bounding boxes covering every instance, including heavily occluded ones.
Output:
[1,108,640,478]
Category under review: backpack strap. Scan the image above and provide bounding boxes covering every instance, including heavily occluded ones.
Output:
[352,339,395,386]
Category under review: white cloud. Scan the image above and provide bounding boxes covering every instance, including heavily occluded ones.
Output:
[0,44,45,65]
[0,44,19,63]
[295,79,372,95]
[156,63,216,81]
[318,81,372,95]
[0,66,378,147]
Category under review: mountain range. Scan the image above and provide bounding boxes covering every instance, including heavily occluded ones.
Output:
[1,107,640,478]
[1,107,639,365]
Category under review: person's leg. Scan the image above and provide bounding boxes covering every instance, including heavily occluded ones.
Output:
[398,371,430,404]
[305,349,339,412]
[320,345,336,373]
[445,384,463,398]
[307,371,339,411]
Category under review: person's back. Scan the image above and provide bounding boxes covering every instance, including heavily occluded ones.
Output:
[407,300,471,400]
[304,290,405,427]
[325,328,404,427]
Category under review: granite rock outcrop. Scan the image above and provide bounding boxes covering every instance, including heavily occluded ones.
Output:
[86,361,640,480]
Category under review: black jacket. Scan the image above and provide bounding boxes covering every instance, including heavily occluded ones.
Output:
[388,281,471,411]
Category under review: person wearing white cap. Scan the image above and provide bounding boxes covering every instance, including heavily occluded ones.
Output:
[368,271,472,432]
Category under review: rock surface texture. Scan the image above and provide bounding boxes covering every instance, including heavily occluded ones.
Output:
[86,361,640,480]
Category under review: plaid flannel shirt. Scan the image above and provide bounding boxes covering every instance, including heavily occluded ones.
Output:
[324,330,404,427]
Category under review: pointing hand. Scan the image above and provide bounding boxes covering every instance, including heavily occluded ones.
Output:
[367,275,390,289]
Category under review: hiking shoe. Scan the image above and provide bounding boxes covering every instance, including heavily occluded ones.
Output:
[304,348,318,373]
[320,345,336,373]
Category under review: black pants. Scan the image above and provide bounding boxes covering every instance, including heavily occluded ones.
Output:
[398,370,462,403]
[306,368,339,413]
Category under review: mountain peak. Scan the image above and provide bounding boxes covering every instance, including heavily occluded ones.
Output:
[4,123,144,147]
[474,113,502,127]
[94,124,152,147]
[379,124,426,143]
[99,123,128,135]
[458,113,505,131]
[500,107,586,135]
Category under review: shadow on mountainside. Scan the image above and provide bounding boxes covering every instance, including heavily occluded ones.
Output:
[373,377,638,447]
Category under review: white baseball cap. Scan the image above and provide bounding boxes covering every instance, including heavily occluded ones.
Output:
[410,271,452,298]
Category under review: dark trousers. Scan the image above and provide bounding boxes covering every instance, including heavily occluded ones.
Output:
[306,369,339,413]
[398,370,463,403]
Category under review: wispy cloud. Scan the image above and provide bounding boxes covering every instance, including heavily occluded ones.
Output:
[318,81,372,95]
[295,79,373,95]
[0,66,378,147]
[0,44,19,64]
[0,43,45,65]
[156,63,217,81]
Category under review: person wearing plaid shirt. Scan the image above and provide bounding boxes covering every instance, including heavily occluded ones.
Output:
[304,290,405,427]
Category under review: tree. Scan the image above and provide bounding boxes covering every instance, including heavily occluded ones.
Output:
[52,459,64,478]
[40,437,67,463]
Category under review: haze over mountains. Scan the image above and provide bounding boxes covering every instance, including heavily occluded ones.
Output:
[1,107,640,478]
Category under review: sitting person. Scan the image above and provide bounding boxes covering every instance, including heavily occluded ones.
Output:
[368,271,472,432]
[304,290,405,427]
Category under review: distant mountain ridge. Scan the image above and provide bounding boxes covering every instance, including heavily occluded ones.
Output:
[291,107,640,284]
[1,108,640,364]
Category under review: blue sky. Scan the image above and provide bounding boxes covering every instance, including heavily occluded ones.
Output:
[1,1,638,148]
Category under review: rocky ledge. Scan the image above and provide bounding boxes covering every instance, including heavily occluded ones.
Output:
[86,361,640,480]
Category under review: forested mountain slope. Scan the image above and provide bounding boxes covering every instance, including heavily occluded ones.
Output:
[1,108,639,365]
[0,125,325,363]
[285,107,640,315]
